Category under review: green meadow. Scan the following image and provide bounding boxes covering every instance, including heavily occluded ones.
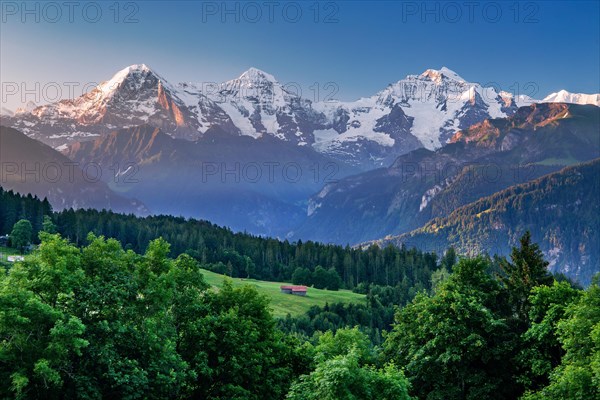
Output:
[199,268,366,318]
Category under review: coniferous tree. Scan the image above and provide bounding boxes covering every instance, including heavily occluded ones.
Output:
[500,231,554,324]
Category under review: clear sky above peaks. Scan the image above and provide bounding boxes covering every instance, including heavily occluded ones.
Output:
[1,0,598,110]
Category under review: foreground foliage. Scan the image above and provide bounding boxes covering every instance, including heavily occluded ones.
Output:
[383,238,599,400]
[0,233,307,399]
[1,187,598,399]
[287,328,412,400]
[522,280,600,399]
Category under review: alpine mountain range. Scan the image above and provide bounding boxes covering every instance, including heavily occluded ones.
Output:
[1,64,599,284]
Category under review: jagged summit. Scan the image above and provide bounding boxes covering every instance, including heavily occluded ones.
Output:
[98,63,169,96]
[238,67,278,82]
[1,62,207,147]
[228,67,281,91]
[3,63,598,167]
[419,67,465,82]
[118,63,153,73]
[218,67,282,97]
[106,64,154,80]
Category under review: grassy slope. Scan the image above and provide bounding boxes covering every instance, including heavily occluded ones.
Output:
[200,269,366,318]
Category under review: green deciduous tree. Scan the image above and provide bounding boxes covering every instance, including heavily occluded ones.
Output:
[0,233,305,399]
[287,328,412,400]
[325,268,343,291]
[312,266,329,289]
[287,351,411,400]
[517,281,581,391]
[522,278,600,400]
[182,280,309,399]
[0,233,87,399]
[384,257,517,400]
[314,327,374,365]
[10,219,33,253]
[312,266,342,291]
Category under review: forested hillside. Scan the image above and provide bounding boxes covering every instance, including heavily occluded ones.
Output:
[0,185,441,303]
[378,159,600,285]
[50,209,440,291]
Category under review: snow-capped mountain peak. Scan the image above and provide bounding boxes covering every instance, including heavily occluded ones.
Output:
[513,94,538,107]
[320,66,514,156]
[107,63,154,80]
[39,63,178,121]
[219,67,282,95]
[419,66,465,83]
[2,63,217,146]
[236,67,279,86]
[208,67,324,142]
[219,67,285,101]
[542,90,600,106]
[3,64,598,170]
[98,63,171,97]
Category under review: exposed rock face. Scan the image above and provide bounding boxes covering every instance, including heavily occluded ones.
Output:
[2,65,535,168]
[1,65,212,147]
[293,104,600,245]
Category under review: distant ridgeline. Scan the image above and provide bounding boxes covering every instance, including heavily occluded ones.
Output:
[0,186,439,291]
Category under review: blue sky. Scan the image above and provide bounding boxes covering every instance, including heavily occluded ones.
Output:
[1,1,599,109]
